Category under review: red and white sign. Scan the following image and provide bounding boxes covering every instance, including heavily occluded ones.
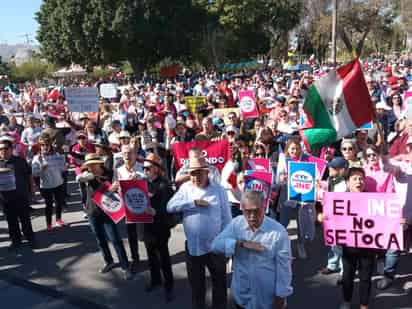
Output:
[119,179,153,223]
[172,139,231,171]
[238,90,259,119]
[92,181,125,223]
[247,158,271,173]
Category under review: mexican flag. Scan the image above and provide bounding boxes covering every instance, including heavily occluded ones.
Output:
[47,86,64,101]
[300,58,374,151]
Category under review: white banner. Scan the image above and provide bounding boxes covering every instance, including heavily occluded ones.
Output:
[66,87,99,112]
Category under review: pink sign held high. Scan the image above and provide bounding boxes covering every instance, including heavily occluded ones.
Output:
[323,192,404,250]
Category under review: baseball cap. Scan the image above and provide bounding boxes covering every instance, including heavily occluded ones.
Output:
[327,157,348,169]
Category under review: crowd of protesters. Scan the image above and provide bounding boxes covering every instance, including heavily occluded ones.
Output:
[0,54,411,309]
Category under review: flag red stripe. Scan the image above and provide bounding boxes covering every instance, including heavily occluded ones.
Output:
[337,58,375,127]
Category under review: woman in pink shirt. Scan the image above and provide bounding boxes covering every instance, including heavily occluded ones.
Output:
[363,145,395,193]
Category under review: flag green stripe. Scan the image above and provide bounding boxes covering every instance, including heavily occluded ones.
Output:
[303,128,337,150]
[304,86,335,130]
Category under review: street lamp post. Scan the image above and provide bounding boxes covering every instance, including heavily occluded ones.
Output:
[331,0,337,67]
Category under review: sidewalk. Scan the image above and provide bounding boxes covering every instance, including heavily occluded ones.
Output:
[0,273,109,309]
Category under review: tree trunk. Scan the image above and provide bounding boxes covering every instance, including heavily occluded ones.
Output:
[129,58,144,77]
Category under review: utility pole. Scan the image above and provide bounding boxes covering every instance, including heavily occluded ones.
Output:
[331,0,337,67]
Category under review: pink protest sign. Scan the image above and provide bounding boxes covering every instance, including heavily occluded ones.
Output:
[247,158,271,172]
[323,192,404,250]
[238,90,259,119]
[244,170,272,208]
[307,155,327,177]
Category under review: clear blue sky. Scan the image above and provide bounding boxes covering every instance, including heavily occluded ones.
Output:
[0,0,42,44]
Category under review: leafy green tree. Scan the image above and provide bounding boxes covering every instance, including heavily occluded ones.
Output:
[36,0,207,73]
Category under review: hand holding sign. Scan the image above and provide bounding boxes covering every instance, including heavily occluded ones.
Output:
[145,207,156,216]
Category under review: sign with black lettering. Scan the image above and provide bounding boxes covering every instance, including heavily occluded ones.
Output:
[323,192,404,250]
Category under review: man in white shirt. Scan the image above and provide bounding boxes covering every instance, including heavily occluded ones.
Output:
[110,145,144,273]
[167,156,232,309]
[212,191,293,309]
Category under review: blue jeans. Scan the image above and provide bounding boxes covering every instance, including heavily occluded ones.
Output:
[384,249,400,278]
[327,245,343,273]
[88,215,129,270]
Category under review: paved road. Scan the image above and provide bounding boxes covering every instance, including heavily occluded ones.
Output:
[0,175,411,309]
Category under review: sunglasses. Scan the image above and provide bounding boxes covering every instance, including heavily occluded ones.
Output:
[40,143,51,147]
[0,147,9,150]
[143,165,153,171]
[255,152,265,157]
[341,147,353,151]
[78,136,87,140]
[366,153,377,158]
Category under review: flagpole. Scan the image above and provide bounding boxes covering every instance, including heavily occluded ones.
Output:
[331,0,337,68]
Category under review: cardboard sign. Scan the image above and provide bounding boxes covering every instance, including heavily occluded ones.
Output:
[185,96,207,115]
[91,181,125,223]
[100,83,118,99]
[213,108,240,124]
[238,90,259,119]
[66,87,99,112]
[323,192,404,250]
[287,161,316,202]
[172,139,231,172]
[119,179,153,223]
[244,170,272,208]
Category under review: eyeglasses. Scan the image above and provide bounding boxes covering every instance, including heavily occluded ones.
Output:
[143,165,153,171]
[78,136,86,140]
[40,143,50,147]
[243,208,262,216]
[341,147,353,151]
[366,153,377,158]
[0,147,9,151]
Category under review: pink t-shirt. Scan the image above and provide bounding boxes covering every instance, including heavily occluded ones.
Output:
[364,164,395,193]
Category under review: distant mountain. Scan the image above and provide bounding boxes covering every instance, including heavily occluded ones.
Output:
[0,44,39,62]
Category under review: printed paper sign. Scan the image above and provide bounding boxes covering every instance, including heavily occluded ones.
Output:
[119,179,153,223]
[43,154,65,169]
[238,90,259,119]
[91,181,125,223]
[244,170,272,208]
[287,161,316,202]
[100,83,118,99]
[172,139,230,172]
[66,87,99,112]
[323,192,404,250]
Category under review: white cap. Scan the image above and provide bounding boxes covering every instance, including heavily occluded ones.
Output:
[119,130,131,138]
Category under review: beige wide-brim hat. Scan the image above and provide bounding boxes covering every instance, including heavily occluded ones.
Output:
[81,153,104,170]
[187,157,209,172]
